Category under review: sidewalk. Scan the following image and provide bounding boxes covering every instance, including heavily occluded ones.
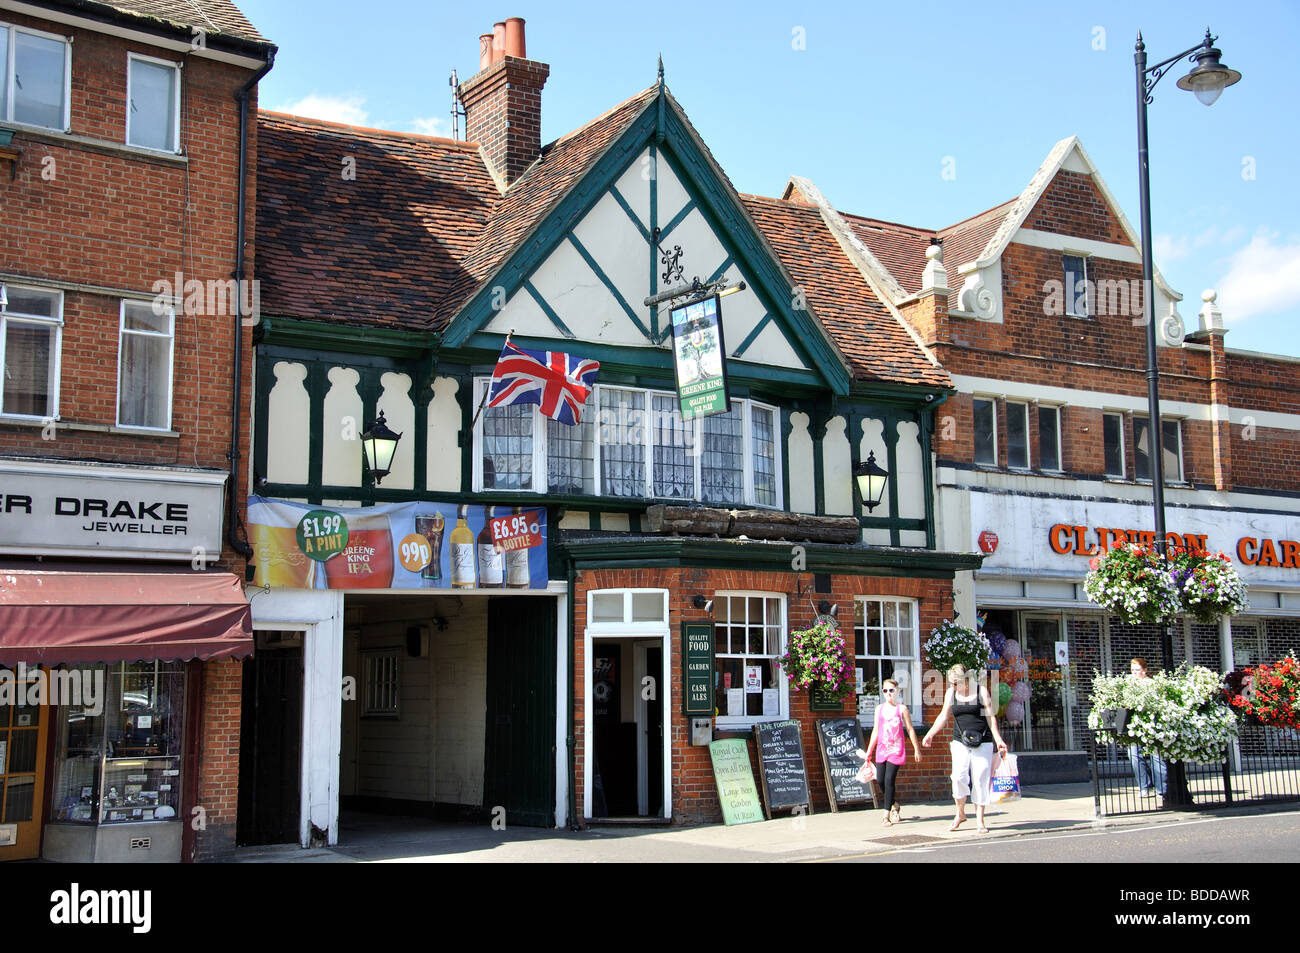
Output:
[233,782,1278,863]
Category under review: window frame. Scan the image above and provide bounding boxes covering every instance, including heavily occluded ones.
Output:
[712,591,788,730]
[1005,399,1030,470]
[853,596,922,726]
[585,588,670,637]
[1037,403,1062,473]
[972,396,997,466]
[116,299,175,431]
[0,283,63,420]
[125,52,182,154]
[2,21,72,132]
[360,649,400,718]
[472,378,782,507]
[1134,414,1184,484]
[1102,411,1126,479]
[1063,253,1090,318]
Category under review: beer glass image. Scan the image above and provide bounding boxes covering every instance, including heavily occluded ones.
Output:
[415,511,445,581]
[249,501,317,588]
[323,512,395,589]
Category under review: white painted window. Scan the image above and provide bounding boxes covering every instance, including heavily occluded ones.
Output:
[118,300,174,430]
[474,379,781,506]
[1063,254,1090,318]
[1006,400,1030,469]
[127,53,181,152]
[972,397,997,465]
[714,592,786,727]
[586,588,669,635]
[1038,404,1062,472]
[1103,412,1126,478]
[1134,415,1183,483]
[0,284,61,418]
[362,650,399,717]
[854,597,921,725]
[1,22,70,130]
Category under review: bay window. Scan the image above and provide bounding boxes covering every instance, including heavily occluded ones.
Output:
[474,380,782,506]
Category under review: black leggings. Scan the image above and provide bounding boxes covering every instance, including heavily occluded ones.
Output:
[877,761,900,810]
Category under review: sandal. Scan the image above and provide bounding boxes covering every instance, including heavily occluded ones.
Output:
[890,805,901,823]
[977,825,990,834]
[948,816,966,831]
[882,815,894,827]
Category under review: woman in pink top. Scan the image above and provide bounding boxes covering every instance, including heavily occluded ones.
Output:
[864,678,922,825]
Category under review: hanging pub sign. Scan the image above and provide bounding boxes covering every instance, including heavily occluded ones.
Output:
[670,294,729,420]
[247,496,548,591]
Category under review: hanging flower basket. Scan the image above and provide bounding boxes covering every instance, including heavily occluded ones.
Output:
[1227,652,1300,731]
[778,618,855,699]
[921,620,990,676]
[1169,546,1249,623]
[1088,663,1238,762]
[1083,541,1181,625]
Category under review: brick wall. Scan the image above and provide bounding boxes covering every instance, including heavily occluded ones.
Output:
[459,55,549,185]
[572,567,965,825]
[193,658,243,860]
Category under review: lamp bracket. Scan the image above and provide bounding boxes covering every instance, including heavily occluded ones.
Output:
[1140,32,1215,103]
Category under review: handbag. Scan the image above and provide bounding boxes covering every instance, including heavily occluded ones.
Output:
[957,726,985,748]
[991,753,1021,803]
[854,748,877,784]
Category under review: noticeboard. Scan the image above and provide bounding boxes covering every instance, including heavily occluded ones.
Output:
[682,621,714,715]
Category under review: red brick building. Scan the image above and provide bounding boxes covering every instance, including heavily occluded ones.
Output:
[0,0,273,861]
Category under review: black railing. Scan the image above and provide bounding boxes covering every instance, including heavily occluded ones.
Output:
[1089,722,1300,816]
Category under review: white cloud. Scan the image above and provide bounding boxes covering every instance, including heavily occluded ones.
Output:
[274,94,368,126]
[1155,225,1247,265]
[410,116,452,138]
[1215,230,1300,322]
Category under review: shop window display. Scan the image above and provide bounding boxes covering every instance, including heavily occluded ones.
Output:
[50,662,185,825]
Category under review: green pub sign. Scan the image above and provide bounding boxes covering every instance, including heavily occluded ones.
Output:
[682,621,715,715]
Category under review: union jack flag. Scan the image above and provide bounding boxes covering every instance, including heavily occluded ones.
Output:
[486,341,600,425]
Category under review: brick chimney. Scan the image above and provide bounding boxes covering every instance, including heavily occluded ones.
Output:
[458,17,549,187]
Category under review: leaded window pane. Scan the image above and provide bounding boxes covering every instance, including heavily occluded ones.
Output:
[701,404,743,504]
[546,414,594,495]
[482,403,532,490]
[752,405,777,506]
[599,389,645,497]
[651,394,693,499]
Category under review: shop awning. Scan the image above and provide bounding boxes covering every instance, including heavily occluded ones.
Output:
[0,569,253,665]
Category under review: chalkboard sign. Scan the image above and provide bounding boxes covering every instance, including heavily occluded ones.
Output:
[815,718,877,812]
[752,719,811,819]
[682,622,714,715]
[708,739,764,825]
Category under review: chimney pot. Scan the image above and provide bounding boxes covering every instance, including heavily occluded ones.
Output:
[492,22,506,64]
[505,17,526,58]
[479,34,493,71]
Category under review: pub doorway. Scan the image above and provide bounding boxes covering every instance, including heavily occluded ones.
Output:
[0,668,49,860]
[237,632,304,846]
[591,638,663,819]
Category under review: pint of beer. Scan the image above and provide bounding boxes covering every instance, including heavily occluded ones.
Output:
[322,512,395,589]
[248,501,317,589]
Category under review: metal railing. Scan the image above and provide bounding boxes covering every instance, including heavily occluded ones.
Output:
[1089,722,1300,816]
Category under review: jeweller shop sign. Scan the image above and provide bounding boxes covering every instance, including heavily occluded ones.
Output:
[0,460,226,560]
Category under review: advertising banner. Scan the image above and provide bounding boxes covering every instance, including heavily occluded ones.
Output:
[247,496,548,591]
[670,294,729,420]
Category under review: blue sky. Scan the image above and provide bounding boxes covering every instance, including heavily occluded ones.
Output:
[237,0,1300,357]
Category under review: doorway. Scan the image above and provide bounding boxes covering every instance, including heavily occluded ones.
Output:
[1022,615,1071,751]
[0,668,49,861]
[237,634,304,846]
[591,638,663,819]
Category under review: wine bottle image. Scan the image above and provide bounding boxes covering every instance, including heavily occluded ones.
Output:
[477,506,505,588]
[450,505,476,589]
[506,505,531,588]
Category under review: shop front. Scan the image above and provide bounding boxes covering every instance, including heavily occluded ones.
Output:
[0,460,250,862]
[964,488,1300,777]
[244,496,568,845]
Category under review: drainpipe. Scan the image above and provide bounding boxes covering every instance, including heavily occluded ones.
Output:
[567,560,579,830]
[228,48,276,565]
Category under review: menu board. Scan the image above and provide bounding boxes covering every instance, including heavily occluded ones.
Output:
[752,720,811,819]
[708,739,764,826]
[248,496,548,591]
[815,718,876,812]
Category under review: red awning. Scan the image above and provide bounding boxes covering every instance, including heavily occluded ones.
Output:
[0,570,253,665]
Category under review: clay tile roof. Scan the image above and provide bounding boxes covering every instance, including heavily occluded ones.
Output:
[255,113,499,329]
[741,195,950,389]
[73,0,270,44]
[437,86,658,327]
[839,198,1017,297]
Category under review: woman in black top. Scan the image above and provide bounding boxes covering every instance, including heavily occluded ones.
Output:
[922,664,1009,833]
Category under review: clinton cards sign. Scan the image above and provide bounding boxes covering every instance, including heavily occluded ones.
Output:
[0,460,226,560]
[670,295,730,420]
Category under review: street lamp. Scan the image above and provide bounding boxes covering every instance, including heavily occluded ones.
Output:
[854,451,889,513]
[361,410,402,486]
[1133,28,1240,807]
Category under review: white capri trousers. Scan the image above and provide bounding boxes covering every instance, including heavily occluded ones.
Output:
[949,741,995,805]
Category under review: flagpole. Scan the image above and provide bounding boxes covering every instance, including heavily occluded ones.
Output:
[470,329,513,431]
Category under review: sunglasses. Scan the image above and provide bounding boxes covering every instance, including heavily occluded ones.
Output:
[882,688,897,694]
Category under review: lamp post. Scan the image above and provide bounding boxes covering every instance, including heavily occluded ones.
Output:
[361,410,403,486]
[854,451,889,513]
[1133,29,1240,807]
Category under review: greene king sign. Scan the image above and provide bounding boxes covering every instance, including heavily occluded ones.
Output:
[0,460,225,560]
